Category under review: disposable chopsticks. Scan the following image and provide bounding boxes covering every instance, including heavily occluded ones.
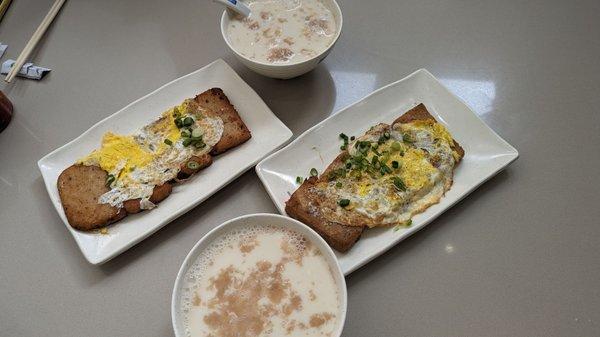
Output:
[4,0,66,83]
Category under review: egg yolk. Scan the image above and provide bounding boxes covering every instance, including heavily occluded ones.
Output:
[81,132,154,178]
[398,148,436,190]
[154,108,183,151]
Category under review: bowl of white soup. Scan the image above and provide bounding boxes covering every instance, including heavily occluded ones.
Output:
[221,0,342,79]
[172,213,347,337]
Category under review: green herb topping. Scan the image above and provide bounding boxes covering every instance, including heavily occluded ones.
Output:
[338,199,350,207]
[186,161,200,170]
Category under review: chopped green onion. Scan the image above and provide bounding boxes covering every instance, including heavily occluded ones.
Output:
[345,161,352,169]
[391,141,402,151]
[339,133,348,141]
[350,136,355,141]
[391,161,399,169]
[181,129,191,138]
[105,174,115,187]
[392,176,406,191]
[193,140,206,148]
[402,133,413,143]
[340,144,347,150]
[380,164,392,175]
[191,128,203,138]
[394,219,412,231]
[182,138,193,147]
[335,181,342,188]
[296,176,303,184]
[384,131,391,139]
[186,161,200,170]
[183,117,194,127]
[310,168,318,177]
[338,199,350,207]
[164,139,173,146]
[174,118,183,128]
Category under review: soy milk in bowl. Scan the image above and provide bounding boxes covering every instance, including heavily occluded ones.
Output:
[172,214,347,337]
[220,0,343,78]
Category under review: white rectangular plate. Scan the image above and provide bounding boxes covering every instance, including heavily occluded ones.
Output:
[39,59,293,265]
[256,69,518,275]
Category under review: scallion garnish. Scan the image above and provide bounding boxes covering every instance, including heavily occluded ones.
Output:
[338,199,350,207]
[183,117,194,127]
[191,128,203,138]
[310,168,318,177]
[392,176,406,191]
[391,160,399,169]
[181,129,191,138]
[105,174,115,187]
[380,164,392,175]
[186,161,200,170]
[296,176,303,184]
[164,139,173,146]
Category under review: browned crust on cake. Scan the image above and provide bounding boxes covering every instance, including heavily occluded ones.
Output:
[286,103,464,252]
[285,177,364,252]
[195,88,252,155]
[57,165,127,231]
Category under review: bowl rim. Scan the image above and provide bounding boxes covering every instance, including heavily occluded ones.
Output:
[171,212,348,337]
[219,0,343,67]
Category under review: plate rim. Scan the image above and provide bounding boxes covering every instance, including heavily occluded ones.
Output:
[38,59,293,265]
[255,68,519,275]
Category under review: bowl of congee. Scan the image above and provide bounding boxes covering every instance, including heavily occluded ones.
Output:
[220,0,342,79]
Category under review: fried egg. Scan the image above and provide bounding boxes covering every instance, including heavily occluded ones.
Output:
[313,119,460,228]
[79,99,224,209]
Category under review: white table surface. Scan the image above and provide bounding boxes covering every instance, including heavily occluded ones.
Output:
[1,0,599,336]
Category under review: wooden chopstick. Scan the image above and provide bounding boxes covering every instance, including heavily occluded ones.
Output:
[0,0,14,23]
[4,0,67,83]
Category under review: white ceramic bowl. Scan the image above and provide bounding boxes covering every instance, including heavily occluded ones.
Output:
[220,0,343,79]
[171,213,347,337]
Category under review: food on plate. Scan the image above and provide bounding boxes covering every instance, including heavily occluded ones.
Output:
[286,104,464,252]
[227,0,337,64]
[57,88,251,231]
[179,224,341,337]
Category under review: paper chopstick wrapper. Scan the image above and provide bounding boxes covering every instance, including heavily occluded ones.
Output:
[1,59,51,80]
[0,43,7,59]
